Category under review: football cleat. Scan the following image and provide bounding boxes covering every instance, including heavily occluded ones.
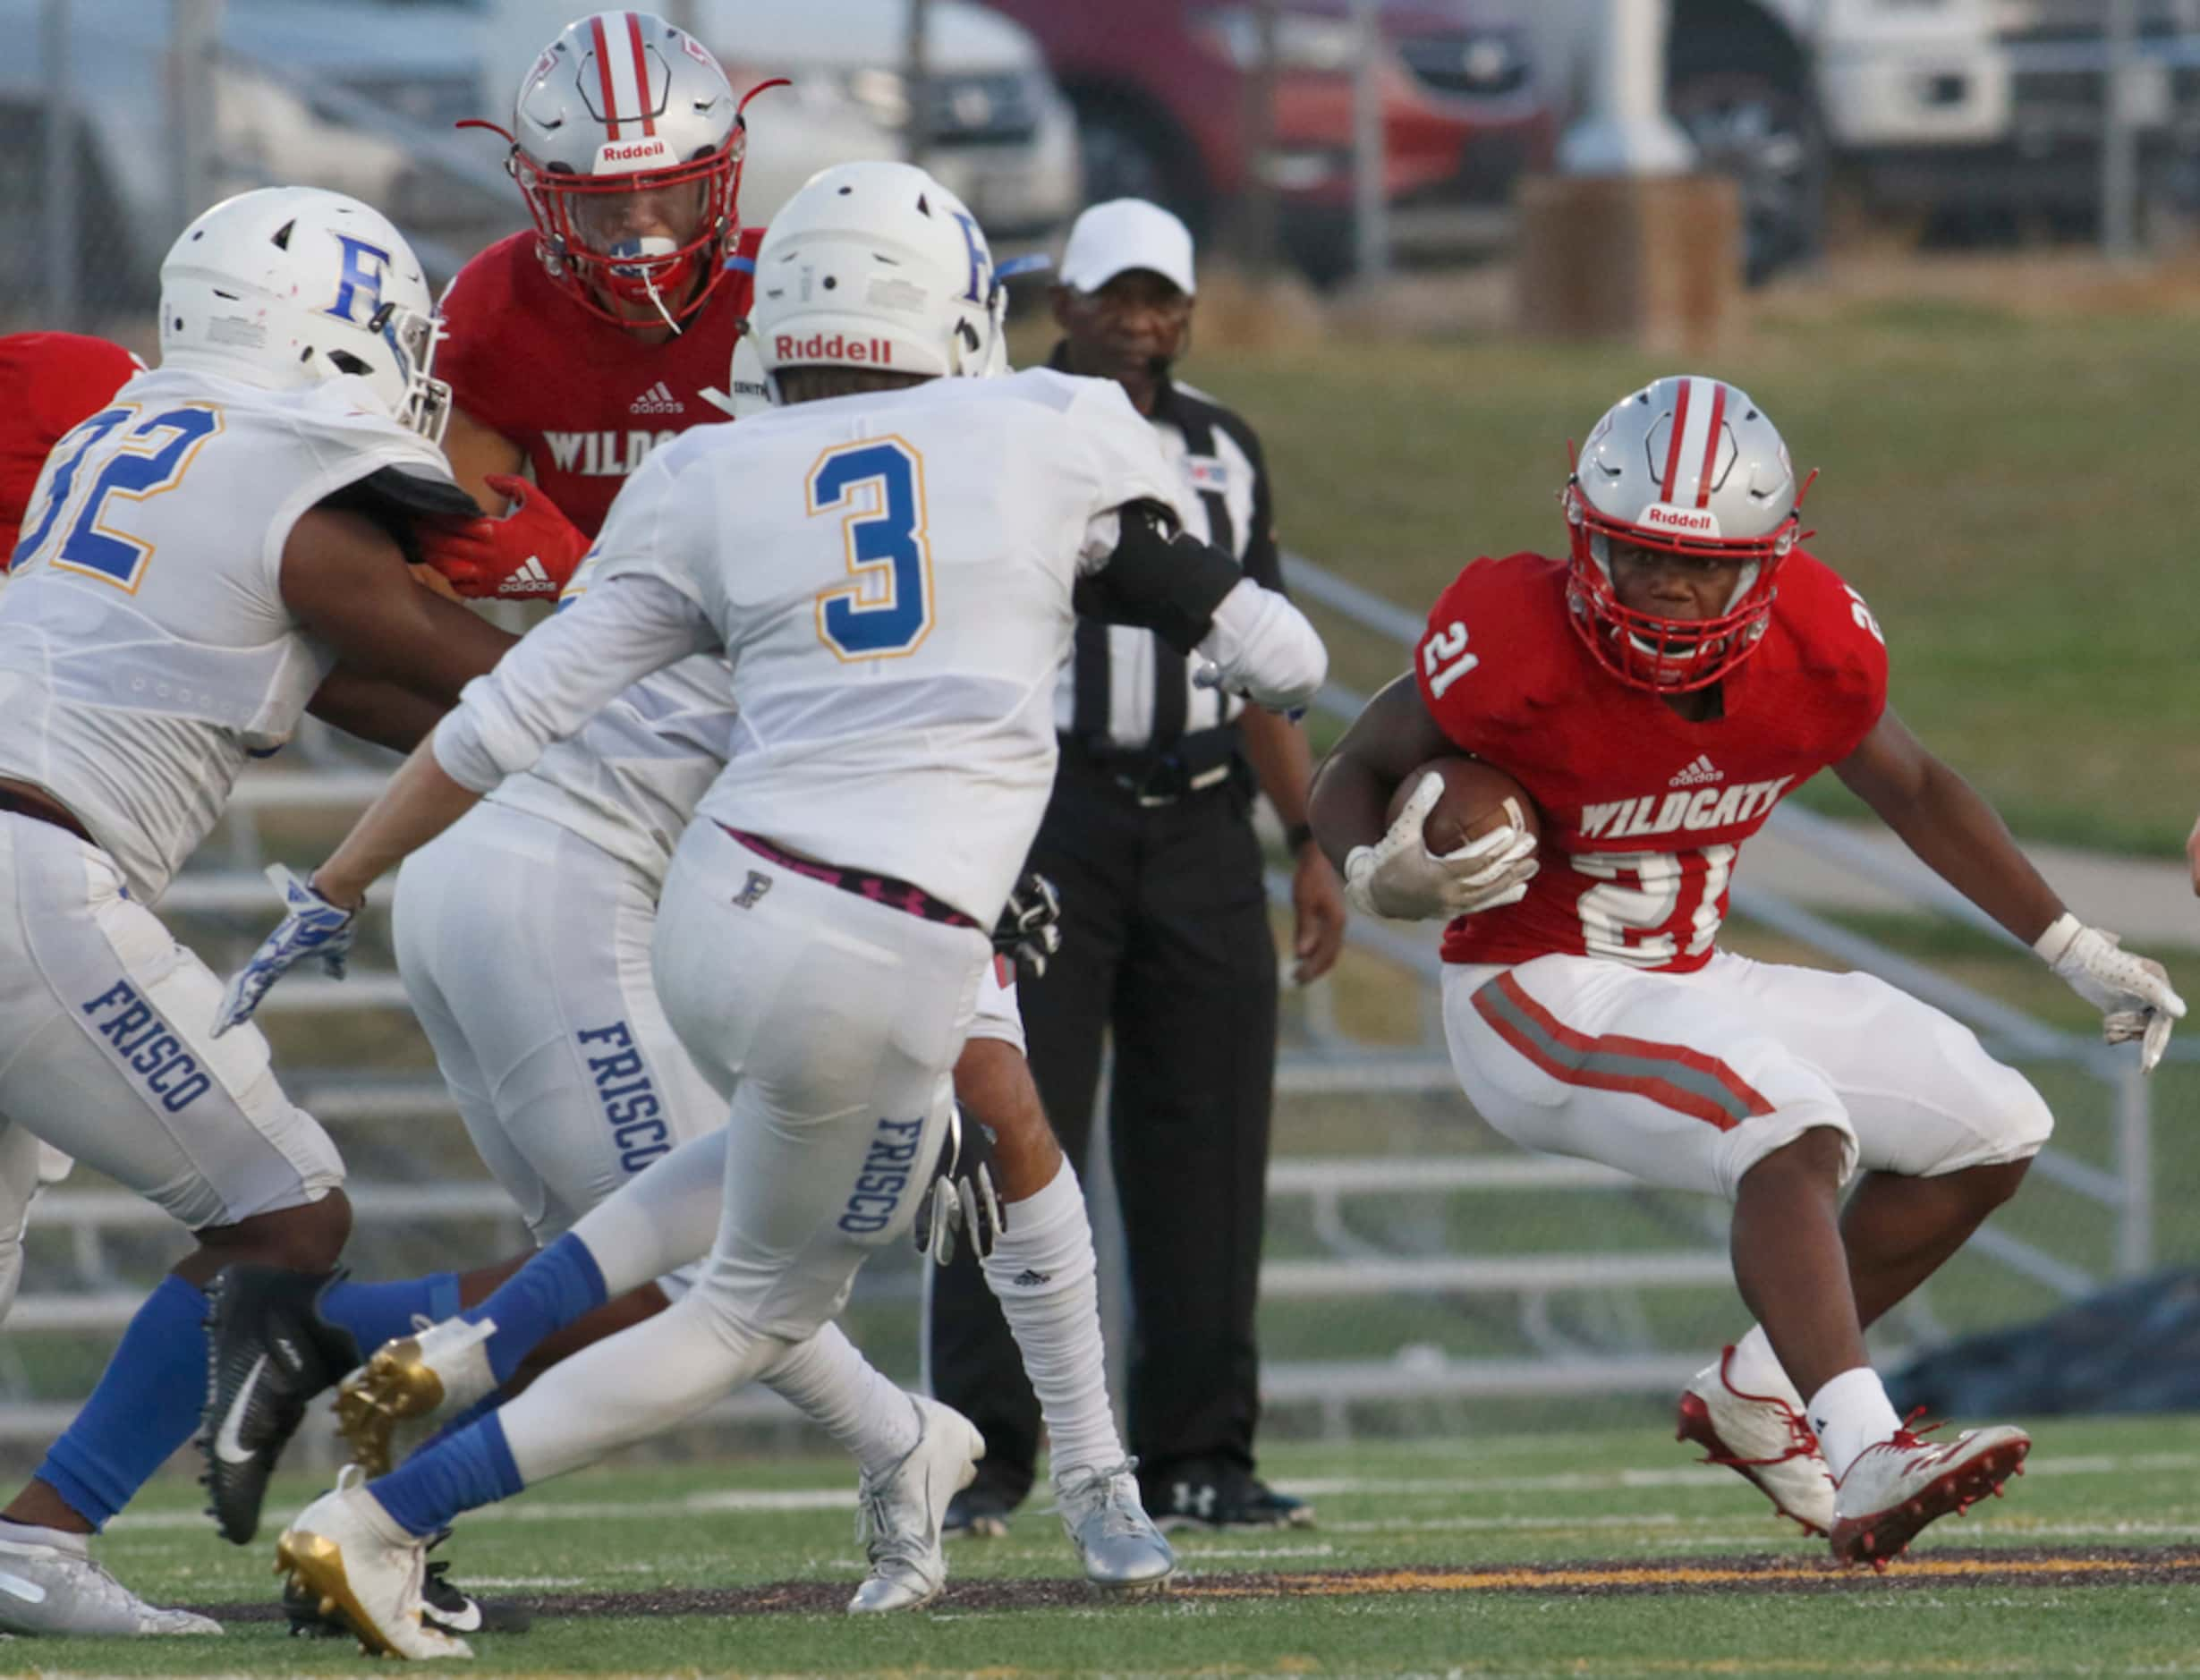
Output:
[1830,1421,2031,1567]
[1676,1345,1837,1536]
[1055,1461,1175,1595]
[200,1265,361,1545]
[336,1316,497,1477]
[274,1467,470,1660]
[1142,1460,1314,1532]
[285,1528,530,1639]
[847,1396,985,1614]
[0,1524,222,1636]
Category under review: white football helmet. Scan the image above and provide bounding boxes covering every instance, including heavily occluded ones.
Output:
[158,187,451,443]
[1562,375,1805,692]
[475,10,769,329]
[747,161,1003,397]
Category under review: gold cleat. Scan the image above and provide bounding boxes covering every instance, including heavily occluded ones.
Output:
[336,1338,446,1477]
[276,1527,396,1659]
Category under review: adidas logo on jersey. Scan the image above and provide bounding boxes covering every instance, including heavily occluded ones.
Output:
[1669,754,1722,788]
[629,381,684,415]
[497,556,554,596]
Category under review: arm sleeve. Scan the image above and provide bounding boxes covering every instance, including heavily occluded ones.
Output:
[1072,499,1241,652]
[431,574,718,791]
[1194,576,1326,714]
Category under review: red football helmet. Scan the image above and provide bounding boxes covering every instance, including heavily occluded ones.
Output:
[1561,375,1809,692]
[465,11,780,330]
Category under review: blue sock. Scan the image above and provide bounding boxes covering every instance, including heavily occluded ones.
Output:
[36,1274,208,1529]
[318,1271,462,1356]
[463,1233,607,1386]
[369,1414,524,1538]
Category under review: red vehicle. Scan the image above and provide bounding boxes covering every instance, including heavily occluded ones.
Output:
[976,0,1554,281]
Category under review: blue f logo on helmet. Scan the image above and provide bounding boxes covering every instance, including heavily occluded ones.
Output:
[325,235,395,327]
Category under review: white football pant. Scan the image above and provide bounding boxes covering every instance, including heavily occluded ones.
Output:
[1443,950,2053,1201]
[0,812,342,1232]
[492,819,988,1481]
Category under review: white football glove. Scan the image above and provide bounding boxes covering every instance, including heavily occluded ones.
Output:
[2034,912,2187,1073]
[1342,772,1539,922]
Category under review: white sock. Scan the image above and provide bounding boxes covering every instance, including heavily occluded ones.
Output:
[978,1160,1124,1489]
[758,1321,919,1480]
[500,1289,779,1484]
[0,1520,86,1554]
[1728,1324,1805,1407]
[1807,1367,1904,1481]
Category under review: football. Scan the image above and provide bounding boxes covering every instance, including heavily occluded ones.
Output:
[1384,755,1540,857]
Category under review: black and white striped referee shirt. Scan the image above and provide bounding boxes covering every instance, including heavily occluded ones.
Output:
[1050,347,1287,754]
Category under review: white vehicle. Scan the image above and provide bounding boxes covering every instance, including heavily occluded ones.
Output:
[1539,0,2199,280]
[476,0,1081,245]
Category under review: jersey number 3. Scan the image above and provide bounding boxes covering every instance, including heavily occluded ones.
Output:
[12,403,224,591]
[808,437,933,661]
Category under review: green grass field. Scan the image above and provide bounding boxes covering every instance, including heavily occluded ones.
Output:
[1177,293,2200,853]
[17,1419,2197,1676]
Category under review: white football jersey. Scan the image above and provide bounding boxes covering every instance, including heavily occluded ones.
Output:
[438,369,1187,927]
[0,368,463,902]
[482,552,735,893]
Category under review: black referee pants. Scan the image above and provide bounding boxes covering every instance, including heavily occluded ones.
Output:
[926,750,1279,1502]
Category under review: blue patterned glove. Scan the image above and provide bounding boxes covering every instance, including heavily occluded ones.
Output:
[212,865,357,1038]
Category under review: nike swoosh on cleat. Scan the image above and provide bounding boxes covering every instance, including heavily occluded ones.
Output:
[429,1599,484,1634]
[0,1568,49,1604]
[214,1353,270,1465]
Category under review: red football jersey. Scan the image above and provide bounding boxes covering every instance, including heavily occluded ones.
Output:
[1414,550,1887,973]
[436,228,763,539]
[0,332,144,564]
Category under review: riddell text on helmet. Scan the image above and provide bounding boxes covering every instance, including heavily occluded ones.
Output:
[1640,503,1720,536]
[776,333,896,365]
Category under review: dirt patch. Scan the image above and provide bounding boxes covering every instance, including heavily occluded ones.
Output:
[196,1546,2200,1626]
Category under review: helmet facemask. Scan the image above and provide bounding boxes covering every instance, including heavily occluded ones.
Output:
[515,139,741,331]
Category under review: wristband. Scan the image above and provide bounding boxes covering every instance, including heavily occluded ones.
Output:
[1285,820,1315,854]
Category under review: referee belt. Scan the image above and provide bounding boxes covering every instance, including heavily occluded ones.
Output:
[1058,729,1239,808]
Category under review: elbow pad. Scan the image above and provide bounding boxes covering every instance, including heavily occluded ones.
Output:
[1074,500,1242,654]
[1197,578,1327,714]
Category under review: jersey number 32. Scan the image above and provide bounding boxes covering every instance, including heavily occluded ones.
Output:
[12,403,224,591]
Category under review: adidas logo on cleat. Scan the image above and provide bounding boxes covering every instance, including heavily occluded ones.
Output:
[1668,753,1722,788]
[629,380,684,415]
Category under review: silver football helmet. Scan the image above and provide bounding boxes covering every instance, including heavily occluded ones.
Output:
[158,186,450,443]
[468,10,777,329]
[1562,375,1805,692]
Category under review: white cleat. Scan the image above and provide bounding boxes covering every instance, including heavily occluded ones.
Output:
[1831,1421,2031,1568]
[847,1396,985,1614]
[336,1315,497,1476]
[1675,1346,1837,1537]
[0,1525,222,1636]
[1056,1461,1175,1595]
[274,1467,472,1660]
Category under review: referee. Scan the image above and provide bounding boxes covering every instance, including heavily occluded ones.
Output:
[928,199,1346,1535]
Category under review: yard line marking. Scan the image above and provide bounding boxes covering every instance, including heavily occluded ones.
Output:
[106,1450,2200,1535]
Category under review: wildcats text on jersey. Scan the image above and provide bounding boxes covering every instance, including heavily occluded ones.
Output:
[1577,776,1794,843]
[545,429,678,478]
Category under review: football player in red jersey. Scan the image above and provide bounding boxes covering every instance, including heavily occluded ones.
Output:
[1309,376,2184,1567]
[420,9,778,600]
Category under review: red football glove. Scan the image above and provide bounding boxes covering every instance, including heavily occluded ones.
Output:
[422,475,590,601]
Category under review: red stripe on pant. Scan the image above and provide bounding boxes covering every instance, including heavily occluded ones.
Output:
[1474,972,1774,1132]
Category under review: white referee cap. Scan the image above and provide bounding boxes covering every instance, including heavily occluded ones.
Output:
[1058,199,1197,298]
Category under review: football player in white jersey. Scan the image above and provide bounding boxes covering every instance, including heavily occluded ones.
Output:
[218,158,1326,1659]
[0,187,538,1639]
